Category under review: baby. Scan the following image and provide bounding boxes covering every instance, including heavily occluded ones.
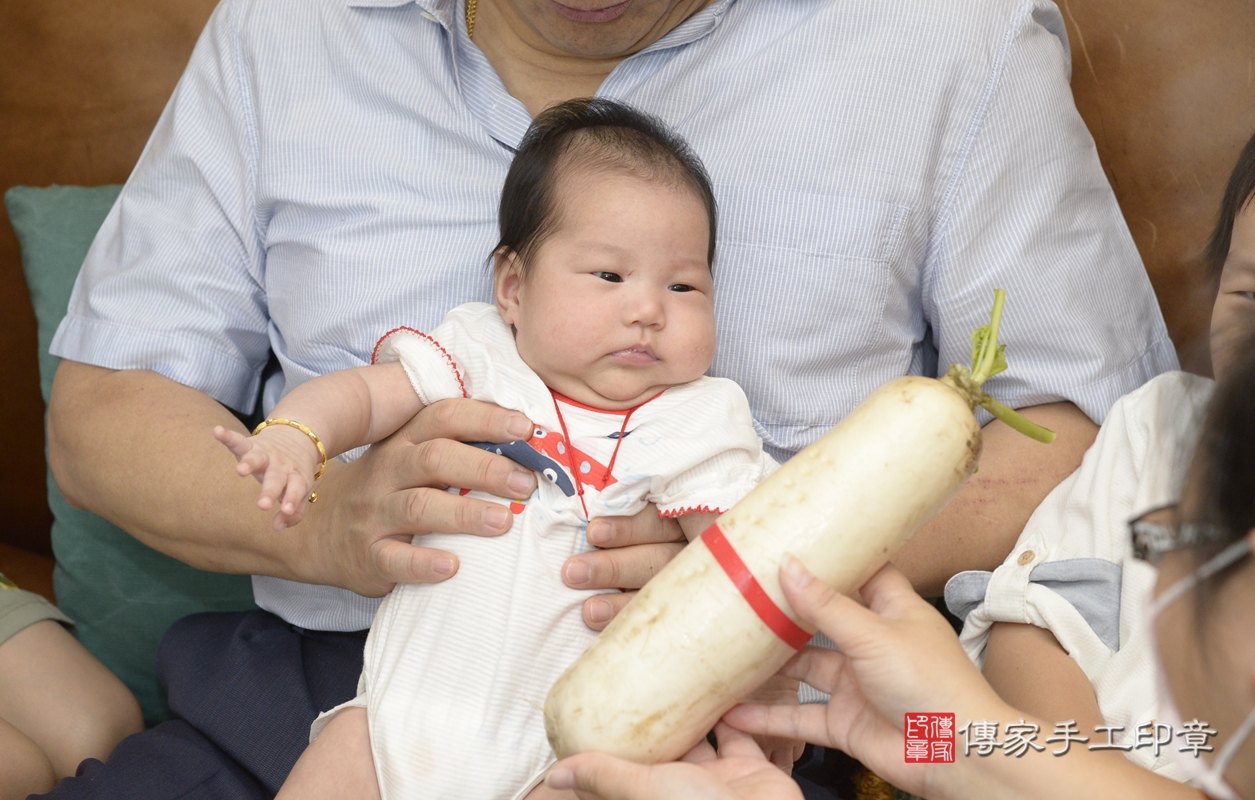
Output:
[216,98,786,799]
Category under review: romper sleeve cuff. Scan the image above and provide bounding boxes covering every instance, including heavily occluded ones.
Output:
[371,326,467,406]
[653,451,778,520]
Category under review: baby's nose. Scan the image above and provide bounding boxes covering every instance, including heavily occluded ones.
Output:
[625,290,666,327]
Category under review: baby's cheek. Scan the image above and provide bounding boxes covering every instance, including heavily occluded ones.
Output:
[692,327,717,370]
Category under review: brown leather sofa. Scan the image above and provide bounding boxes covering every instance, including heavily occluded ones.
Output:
[2,0,1252,568]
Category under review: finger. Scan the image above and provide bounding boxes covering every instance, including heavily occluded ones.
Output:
[546,753,652,800]
[770,742,795,772]
[280,474,309,516]
[722,702,831,749]
[581,591,634,631]
[400,438,537,502]
[401,397,534,446]
[711,721,768,762]
[370,538,459,584]
[775,646,847,696]
[778,556,887,654]
[385,487,518,538]
[239,448,269,478]
[679,737,718,764]
[258,464,288,511]
[793,739,807,764]
[855,563,919,616]
[548,754,734,800]
[214,426,252,457]
[585,506,684,548]
[563,541,684,592]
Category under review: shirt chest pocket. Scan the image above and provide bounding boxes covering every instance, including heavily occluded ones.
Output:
[710,186,910,450]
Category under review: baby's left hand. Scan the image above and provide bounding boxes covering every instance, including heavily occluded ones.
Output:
[214,424,319,530]
[741,673,806,773]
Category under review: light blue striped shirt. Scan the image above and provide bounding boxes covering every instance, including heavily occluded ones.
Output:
[53,0,1178,631]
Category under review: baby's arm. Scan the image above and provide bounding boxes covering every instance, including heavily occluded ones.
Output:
[214,361,421,529]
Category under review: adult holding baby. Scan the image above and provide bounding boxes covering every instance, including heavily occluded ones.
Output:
[43,0,1174,796]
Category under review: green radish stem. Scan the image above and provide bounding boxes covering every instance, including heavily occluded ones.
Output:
[940,289,1057,444]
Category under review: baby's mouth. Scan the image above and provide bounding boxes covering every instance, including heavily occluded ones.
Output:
[610,346,657,365]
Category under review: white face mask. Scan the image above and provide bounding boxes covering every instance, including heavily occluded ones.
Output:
[1146,538,1255,800]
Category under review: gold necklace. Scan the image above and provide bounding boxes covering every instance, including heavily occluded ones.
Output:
[466,0,477,38]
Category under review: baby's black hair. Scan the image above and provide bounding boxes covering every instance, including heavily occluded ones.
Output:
[1205,129,1255,277]
[494,98,717,276]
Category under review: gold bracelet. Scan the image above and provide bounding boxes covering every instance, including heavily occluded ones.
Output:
[252,418,328,481]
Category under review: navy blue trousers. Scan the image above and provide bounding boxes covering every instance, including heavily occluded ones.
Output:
[39,610,848,799]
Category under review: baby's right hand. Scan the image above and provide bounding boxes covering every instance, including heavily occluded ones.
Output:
[214,425,320,530]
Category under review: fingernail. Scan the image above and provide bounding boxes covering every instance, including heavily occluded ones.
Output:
[565,560,592,587]
[545,768,575,790]
[586,521,611,546]
[507,415,532,439]
[484,506,509,530]
[782,555,812,587]
[587,598,613,624]
[507,470,535,496]
[433,557,456,576]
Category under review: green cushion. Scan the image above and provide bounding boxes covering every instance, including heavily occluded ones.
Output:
[6,184,257,724]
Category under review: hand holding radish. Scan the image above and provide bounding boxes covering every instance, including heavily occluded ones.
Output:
[215,424,320,530]
[738,674,806,772]
[724,559,1012,800]
[545,722,804,800]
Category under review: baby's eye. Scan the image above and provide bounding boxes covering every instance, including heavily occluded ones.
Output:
[594,271,622,283]
[1240,291,1255,301]
[669,284,695,293]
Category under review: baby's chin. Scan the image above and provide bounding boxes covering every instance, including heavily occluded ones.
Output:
[554,379,674,411]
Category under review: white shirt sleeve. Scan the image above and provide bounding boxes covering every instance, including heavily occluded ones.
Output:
[647,377,778,519]
[370,302,555,411]
[924,0,1177,425]
[50,0,270,413]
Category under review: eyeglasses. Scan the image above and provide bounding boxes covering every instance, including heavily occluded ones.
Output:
[1128,505,1230,564]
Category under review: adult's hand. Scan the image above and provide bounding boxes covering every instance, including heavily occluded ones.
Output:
[723,559,1011,800]
[563,509,685,630]
[48,363,538,597]
[545,722,803,800]
[298,396,539,596]
[725,560,1206,800]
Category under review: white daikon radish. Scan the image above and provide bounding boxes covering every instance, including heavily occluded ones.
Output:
[544,289,1054,763]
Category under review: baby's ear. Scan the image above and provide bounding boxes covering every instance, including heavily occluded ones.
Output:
[494,249,524,325]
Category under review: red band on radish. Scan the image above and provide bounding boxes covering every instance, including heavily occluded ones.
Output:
[701,524,811,650]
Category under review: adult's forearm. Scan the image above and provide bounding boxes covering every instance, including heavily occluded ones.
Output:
[47,361,309,579]
[891,401,1098,597]
[49,362,542,596]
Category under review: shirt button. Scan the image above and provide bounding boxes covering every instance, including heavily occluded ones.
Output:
[1017,550,1036,566]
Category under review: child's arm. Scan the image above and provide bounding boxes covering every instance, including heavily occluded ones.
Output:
[981,621,1116,752]
[214,361,421,529]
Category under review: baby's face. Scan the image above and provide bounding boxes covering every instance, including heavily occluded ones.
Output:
[495,170,716,410]
[1211,202,1255,383]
